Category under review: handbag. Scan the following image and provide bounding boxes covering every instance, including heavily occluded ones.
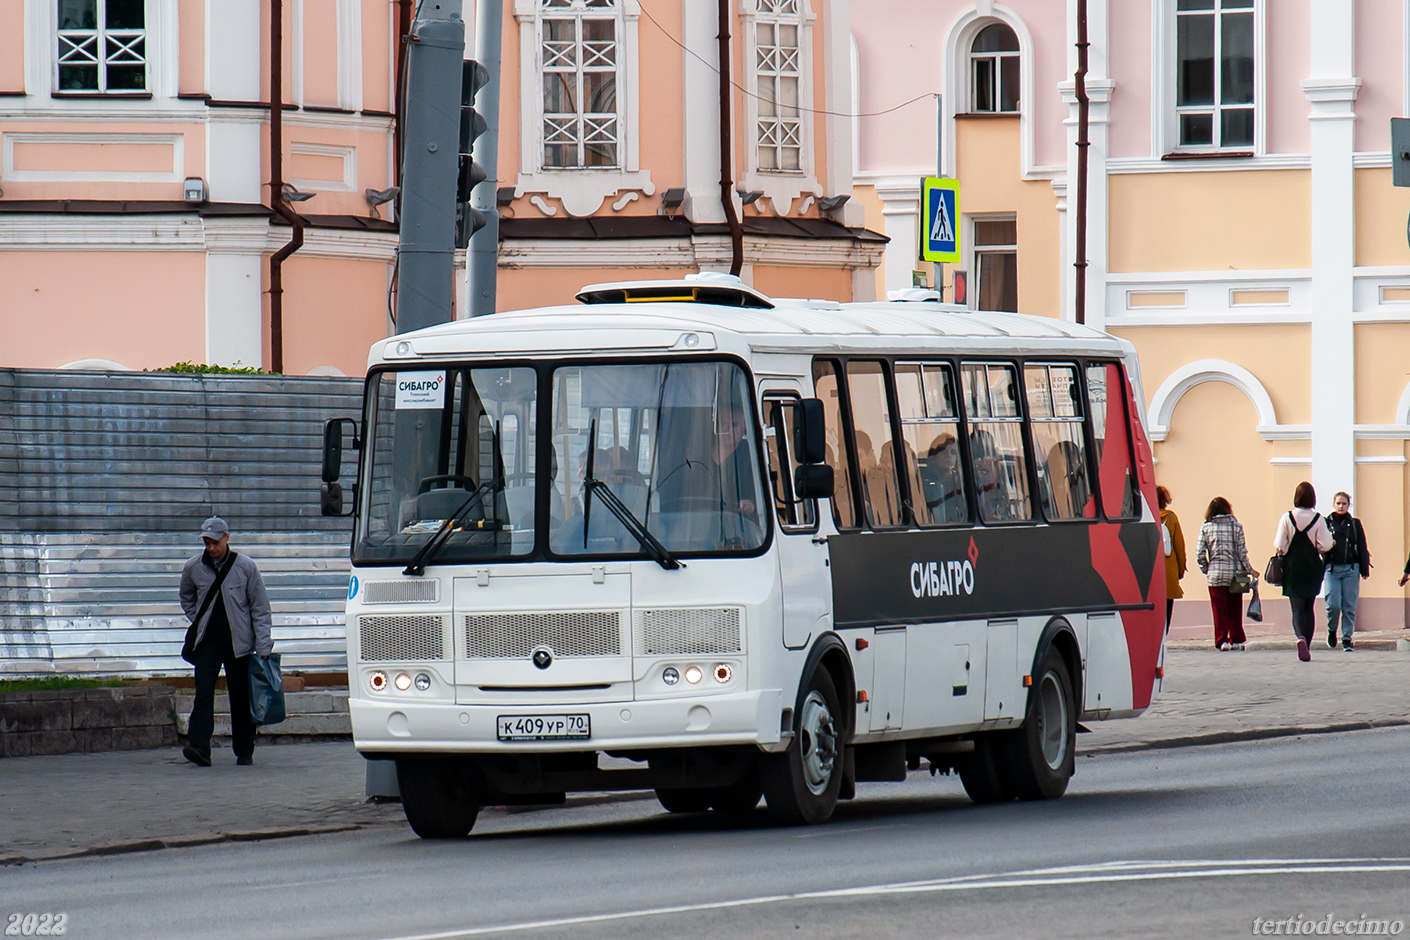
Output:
[1228,570,1254,595]
[248,652,286,726]
[1264,553,1285,587]
[180,552,237,664]
[1246,582,1263,622]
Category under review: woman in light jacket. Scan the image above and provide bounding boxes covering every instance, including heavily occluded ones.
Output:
[1273,481,1335,662]
[1196,496,1255,651]
[1158,485,1187,633]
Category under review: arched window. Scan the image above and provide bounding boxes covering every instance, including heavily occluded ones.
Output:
[970,23,1019,113]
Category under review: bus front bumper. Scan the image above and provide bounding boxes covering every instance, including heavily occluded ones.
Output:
[350,688,785,754]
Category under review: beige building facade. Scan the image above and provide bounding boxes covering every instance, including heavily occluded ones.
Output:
[852,0,1410,629]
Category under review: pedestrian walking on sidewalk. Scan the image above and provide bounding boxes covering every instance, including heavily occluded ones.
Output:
[1323,491,1369,651]
[178,516,273,767]
[1195,497,1255,651]
[1158,485,1187,633]
[1272,482,1334,663]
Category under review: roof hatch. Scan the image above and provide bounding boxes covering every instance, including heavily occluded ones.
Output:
[575,272,775,309]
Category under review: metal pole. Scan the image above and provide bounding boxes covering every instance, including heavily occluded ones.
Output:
[1074,0,1090,325]
[933,93,943,297]
[718,0,744,276]
[467,0,503,317]
[394,0,466,334]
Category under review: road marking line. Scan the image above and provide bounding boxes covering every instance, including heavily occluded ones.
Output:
[371,858,1410,940]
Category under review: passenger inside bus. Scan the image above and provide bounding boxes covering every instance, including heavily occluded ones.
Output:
[917,432,966,523]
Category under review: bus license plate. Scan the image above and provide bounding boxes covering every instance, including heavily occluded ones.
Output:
[496,714,591,741]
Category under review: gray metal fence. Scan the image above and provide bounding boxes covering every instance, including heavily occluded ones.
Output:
[0,369,364,676]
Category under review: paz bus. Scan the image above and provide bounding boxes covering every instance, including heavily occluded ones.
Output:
[320,273,1166,838]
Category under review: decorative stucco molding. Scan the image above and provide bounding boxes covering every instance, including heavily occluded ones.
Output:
[1146,359,1290,442]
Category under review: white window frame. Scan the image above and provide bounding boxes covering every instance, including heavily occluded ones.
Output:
[1155,0,1265,156]
[968,213,1018,314]
[968,24,1020,114]
[513,0,653,218]
[740,0,821,214]
[53,0,149,95]
[30,0,180,105]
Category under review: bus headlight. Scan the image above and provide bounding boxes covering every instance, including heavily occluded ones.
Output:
[369,671,387,692]
[414,673,431,691]
[684,665,703,685]
[394,672,412,691]
[662,667,680,686]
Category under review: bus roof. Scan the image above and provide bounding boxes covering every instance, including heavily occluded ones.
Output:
[372,277,1128,366]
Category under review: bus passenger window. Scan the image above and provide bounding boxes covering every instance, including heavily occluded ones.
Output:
[1086,363,1139,518]
[895,362,969,525]
[762,398,817,529]
[961,362,1033,523]
[1025,364,1095,520]
[846,360,904,527]
[812,360,858,528]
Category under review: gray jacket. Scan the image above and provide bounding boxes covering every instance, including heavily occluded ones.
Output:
[179,552,273,658]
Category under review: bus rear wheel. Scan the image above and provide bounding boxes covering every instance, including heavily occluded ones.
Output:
[761,669,843,825]
[396,758,480,838]
[655,788,712,813]
[957,734,1014,804]
[1000,647,1076,800]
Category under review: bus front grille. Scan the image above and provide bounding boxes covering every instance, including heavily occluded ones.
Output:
[634,608,742,656]
[359,614,447,661]
[462,611,622,659]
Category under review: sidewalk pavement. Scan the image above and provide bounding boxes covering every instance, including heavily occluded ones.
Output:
[2,648,1406,865]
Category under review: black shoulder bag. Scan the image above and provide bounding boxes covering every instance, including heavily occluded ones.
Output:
[181,552,237,664]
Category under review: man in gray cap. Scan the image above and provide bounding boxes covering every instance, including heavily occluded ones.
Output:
[178,516,273,766]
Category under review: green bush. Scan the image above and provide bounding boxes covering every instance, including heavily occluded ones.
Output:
[148,361,277,375]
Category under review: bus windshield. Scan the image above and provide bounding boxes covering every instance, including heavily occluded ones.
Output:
[548,361,766,556]
[354,360,767,566]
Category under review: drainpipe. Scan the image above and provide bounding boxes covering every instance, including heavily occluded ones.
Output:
[1073,0,1090,325]
[717,0,744,276]
[393,0,413,188]
[268,0,303,375]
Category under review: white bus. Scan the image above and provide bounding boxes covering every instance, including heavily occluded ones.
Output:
[321,274,1167,838]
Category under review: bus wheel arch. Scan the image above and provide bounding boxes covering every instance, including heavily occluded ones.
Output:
[761,633,852,825]
[1033,617,1083,717]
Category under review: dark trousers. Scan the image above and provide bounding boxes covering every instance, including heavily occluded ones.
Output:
[1289,596,1317,645]
[1208,586,1247,647]
[1165,598,1175,633]
[188,632,255,759]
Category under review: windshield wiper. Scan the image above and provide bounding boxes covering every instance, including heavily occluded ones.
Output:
[581,417,681,571]
[404,422,505,577]
[402,480,495,576]
[584,476,682,570]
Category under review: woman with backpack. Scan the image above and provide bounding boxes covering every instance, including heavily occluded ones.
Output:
[1196,496,1256,651]
[1272,481,1335,662]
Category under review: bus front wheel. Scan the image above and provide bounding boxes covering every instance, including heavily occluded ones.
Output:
[957,734,1014,804]
[761,669,843,825]
[1000,646,1076,800]
[396,758,481,838]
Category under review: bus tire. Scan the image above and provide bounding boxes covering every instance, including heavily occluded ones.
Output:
[761,668,843,825]
[396,758,480,838]
[1000,646,1076,801]
[957,734,1014,804]
[655,788,712,813]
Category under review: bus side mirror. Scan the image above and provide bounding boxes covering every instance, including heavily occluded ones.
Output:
[320,482,345,516]
[796,399,827,464]
[795,464,834,500]
[320,418,359,517]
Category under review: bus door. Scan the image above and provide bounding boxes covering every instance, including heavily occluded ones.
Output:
[761,388,831,650]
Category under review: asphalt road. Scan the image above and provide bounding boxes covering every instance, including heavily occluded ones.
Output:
[6,727,1410,940]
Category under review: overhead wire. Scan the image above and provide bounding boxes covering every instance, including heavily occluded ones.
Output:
[636,0,939,119]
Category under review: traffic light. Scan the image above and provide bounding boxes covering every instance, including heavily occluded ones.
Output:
[456,59,491,249]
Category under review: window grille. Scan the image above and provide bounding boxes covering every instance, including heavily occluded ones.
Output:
[540,0,620,169]
[970,23,1019,113]
[57,0,147,93]
[754,0,803,172]
[1175,0,1255,148]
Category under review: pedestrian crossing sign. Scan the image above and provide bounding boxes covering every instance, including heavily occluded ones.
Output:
[921,177,960,263]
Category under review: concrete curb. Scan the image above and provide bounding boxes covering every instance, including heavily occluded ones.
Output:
[0,823,380,867]
[1083,718,1410,754]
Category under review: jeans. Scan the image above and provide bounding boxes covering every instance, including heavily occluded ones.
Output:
[1289,596,1317,646]
[1325,564,1360,641]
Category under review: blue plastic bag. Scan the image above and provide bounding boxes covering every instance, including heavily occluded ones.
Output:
[249,652,287,726]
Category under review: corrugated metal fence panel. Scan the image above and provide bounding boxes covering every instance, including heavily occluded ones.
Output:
[0,369,363,533]
[0,533,351,677]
